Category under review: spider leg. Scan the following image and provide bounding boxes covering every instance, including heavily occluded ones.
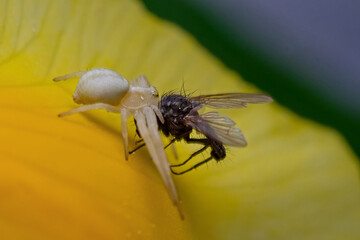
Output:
[151,105,164,123]
[58,103,120,117]
[53,71,87,81]
[140,107,181,217]
[170,140,178,160]
[171,156,213,175]
[130,138,177,157]
[120,108,130,160]
[163,138,178,160]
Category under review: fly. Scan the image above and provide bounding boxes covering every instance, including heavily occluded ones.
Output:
[157,92,273,175]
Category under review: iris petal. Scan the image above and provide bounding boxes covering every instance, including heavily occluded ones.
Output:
[0,0,359,240]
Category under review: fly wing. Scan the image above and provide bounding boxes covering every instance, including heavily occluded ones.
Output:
[190,93,273,109]
[185,111,247,147]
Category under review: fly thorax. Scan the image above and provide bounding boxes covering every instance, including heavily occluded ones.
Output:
[160,94,193,119]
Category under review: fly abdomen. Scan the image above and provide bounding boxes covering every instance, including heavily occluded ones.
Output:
[210,140,226,161]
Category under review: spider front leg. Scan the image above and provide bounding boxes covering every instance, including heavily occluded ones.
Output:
[170,140,178,160]
[140,107,180,208]
[120,108,131,160]
[53,71,87,82]
[58,103,121,117]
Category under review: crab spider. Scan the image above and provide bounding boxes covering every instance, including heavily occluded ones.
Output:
[53,68,181,217]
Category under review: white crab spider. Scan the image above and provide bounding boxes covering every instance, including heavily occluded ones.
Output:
[53,68,181,215]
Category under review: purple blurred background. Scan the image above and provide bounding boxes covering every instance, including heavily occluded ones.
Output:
[188,0,360,115]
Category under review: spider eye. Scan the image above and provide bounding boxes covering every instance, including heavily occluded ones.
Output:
[152,87,159,97]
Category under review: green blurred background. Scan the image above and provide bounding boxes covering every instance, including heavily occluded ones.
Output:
[141,0,360,158]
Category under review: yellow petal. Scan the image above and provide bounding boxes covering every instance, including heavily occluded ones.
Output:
[0,0,359,240]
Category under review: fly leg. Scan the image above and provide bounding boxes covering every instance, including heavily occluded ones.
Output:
[129,142,146,154]
[130,137,176,155]
[164,138,176,149]
[170,144,209,168]
[129,119,146,155]
[170,137,211,167]
[129,137,174,155]
[170,137,222,175]
[171,156,213,175]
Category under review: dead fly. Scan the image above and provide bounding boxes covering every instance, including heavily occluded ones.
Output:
[156,92,273,175]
